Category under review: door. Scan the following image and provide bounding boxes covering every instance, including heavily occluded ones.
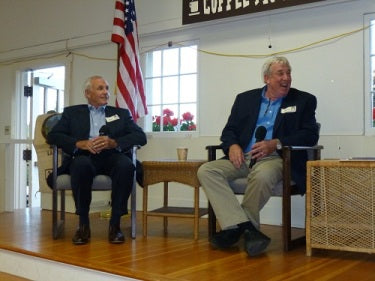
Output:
[15,66,65,209]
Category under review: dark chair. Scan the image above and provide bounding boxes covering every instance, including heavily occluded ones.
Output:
[205,144,323,251]
[33,113,139,240]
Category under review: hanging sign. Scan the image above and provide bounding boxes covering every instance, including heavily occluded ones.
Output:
[183,0,327,25]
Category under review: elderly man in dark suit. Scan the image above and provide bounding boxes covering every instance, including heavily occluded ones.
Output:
[197,57,319,256]
[48,75,147,245]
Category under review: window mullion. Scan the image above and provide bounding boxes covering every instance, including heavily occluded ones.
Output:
[145,42,198,134]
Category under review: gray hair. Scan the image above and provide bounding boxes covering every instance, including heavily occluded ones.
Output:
[262,56,291,82]
[83,75,106,93]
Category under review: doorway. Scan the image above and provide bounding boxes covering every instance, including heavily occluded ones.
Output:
[16,66,65,209]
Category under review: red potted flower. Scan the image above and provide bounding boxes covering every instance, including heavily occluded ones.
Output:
[180,112,196,131]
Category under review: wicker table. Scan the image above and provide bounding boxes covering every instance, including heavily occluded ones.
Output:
[142,160,208,240]
[306,159,375,256]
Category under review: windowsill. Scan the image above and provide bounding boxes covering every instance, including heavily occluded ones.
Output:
[146,131,199,139]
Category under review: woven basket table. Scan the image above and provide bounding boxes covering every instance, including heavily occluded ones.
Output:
[306,160,375,256]
[142,160,207,240]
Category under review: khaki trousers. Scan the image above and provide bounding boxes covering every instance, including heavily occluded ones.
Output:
[197,155,282,230]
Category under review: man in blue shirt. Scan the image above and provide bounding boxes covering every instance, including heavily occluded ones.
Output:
[48,76,147,245]
[198,57,319,256]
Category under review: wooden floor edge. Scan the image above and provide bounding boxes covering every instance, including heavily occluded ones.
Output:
[0,243,182,281]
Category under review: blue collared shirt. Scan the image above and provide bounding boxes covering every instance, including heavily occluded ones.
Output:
[244,87,283,153]
[88,104,106,138]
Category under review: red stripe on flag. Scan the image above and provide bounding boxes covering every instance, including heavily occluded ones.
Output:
[111,0,147,121]
[115,0,124,10]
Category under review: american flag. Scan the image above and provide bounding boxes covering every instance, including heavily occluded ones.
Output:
[112,0,147,121]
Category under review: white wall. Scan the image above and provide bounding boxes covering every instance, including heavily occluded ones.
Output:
[0,0,375,226]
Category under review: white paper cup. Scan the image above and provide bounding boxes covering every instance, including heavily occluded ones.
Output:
[177,147,188,161]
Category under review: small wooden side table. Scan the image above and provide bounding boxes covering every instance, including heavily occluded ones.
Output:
[142,160,207,240]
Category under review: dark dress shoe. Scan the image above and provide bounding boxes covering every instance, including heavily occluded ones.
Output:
[210,228,243,249]
[72,225,91,245]
[109,224,125,244]
[243,229,271,256]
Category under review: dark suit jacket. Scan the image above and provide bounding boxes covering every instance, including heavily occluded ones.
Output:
[220,87,319,193]
[47,105,147,183]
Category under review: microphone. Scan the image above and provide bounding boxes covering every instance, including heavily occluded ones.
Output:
[249,126,267,168]
[99,125,109,136]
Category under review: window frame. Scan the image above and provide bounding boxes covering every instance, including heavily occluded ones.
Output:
[364,13,375,135]
[141,41,199,137]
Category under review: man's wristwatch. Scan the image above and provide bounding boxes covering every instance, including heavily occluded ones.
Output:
[276,139,282,150]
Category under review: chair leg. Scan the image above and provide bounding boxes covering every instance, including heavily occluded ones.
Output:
[52,189,65,239]
[52,188,58,239]
[282,192,306,251]
[61,190,65,222]
[131,174,136,239]
[208,203,216,239]
[282,189,292,251]
[281,146,306,251]
[131,146,137,239]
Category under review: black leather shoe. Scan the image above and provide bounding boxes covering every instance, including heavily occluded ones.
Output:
[243,229,271,256]
[72,225,91,245]
[210,228,243,249]
[109,224,125,244]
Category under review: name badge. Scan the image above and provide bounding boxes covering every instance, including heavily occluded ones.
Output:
[281,106,296,114]
[106,114,120,122]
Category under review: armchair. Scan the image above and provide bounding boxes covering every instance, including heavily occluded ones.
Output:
[206,144,323,251]
[33,113,139,240]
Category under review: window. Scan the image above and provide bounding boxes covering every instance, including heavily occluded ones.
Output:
[371,19,375,127]
[33,66,65,114]
[365,14,375,134]
[143,43,198,133]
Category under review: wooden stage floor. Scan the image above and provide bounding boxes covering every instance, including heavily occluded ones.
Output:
[1,208,375,280]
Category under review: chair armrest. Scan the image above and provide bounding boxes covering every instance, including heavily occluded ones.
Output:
[130,145,140,166]
[205,145,222,161]
[281,145,324,195]
[283,145,323,161]
[287,145,324,151]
